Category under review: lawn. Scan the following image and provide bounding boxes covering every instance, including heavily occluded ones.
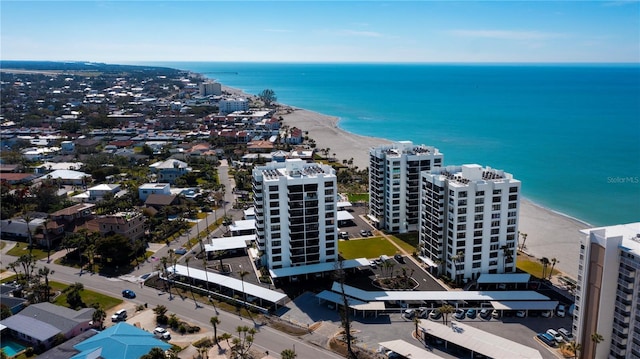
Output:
[347,193,368,202]
[388,233,418,253]
[338,237,400,260]
[7,245,50,261]
[516,253,560,279]
[51,281,123,310]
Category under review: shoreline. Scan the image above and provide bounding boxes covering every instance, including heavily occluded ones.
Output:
[220,83,588,279]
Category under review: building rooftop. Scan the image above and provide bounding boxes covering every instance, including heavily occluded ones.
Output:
[581,222,640,256]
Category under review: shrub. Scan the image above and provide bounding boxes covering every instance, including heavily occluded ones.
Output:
[179,324,187,334]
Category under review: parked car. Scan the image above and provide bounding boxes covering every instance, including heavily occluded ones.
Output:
[454,309,466,320]
[403,309,415,319]
[558,328,574,342]
[492,310,501,319]
[339,232,349,240]
[546,329,564,343]
[122,289,136,299]
[556,304,566,318]
[360,230,370,237]
[537,332,557,347]
[174,248,187,255]
[541,310,552,318]
[430,309,442,320]
[480,308,492,319]
[369,260,377,269]
[111,309,127,322]
[466,309,477,319]
[516,310,527,318]
[418,307,429,319]
[394,254,405,263]
[153,327,171,340]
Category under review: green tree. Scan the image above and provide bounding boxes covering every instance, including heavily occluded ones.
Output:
[281,348,297,359]
[591,332,604,356]
[258,89,277,107]
[548,258,559,279]
[66,282,85,309]
[140,347,167,359]
[540,257,550,279]
[95,234,135,265]
[231,325,257,359]
[562,341,581,359]
[153,305,169,325]
[91,306,106,329]
[0,304,12,319]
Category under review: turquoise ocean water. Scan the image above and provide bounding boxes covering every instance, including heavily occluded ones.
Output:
[149,62,640,227]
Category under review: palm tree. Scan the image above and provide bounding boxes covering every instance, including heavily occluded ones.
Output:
[219,333,232,348]
[210,316,220,345]
[38,266,54,302]
[540,257,550,279]
[591,332,604,356]
[548,258,559,279]
[439,304,454,326]
[238,269,249,308]
[562,341,581,359]
[281,349,297,359]
[185,256,197,304]
[518,231,528,251]
[92,307,106,329]
[413,316,421,339]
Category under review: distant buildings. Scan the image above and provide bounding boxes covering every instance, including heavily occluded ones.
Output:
[573,222,640,359]
[138,183,171,201]
[219,97,249,114]
[149,159,190,184]
[96,211,145,241]
[418,164,521,283]
[199,81,222,96]
[252,159,338,272]
[369,141,443,233]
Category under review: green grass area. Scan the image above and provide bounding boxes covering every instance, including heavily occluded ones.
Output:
[387,234,417,254]
[7,245,50,261]
[347,193,368,202]
[51,281,123,310]
[1,275,17,283]
[338,237,400,260]
[0,241,6,250]
[516,254,559,279]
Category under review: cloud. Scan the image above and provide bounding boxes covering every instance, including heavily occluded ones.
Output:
[449,29,567,41]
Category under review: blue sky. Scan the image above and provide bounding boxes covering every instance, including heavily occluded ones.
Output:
[2,1,639,63]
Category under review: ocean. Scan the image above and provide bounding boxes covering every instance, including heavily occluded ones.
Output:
[148,62,640,227]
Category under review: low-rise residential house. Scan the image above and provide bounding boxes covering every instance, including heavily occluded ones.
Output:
[149,159,190,184]
[69,322,171,359]
[96,211,145,241]
[0,172,38,185]
[144,193,179,210]
[138,183,171,201]
[0,217,45,242]
[0,302,94,350]
[43,169,91,186]
[74,138,100,154]
[247,140,274,153]
[34,162,84,174]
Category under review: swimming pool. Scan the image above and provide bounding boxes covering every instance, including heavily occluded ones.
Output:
[1,339,26,357]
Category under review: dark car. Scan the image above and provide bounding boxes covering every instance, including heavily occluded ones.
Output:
[174,248,187,255]
[394,254,405,263]
[122,289,136,299]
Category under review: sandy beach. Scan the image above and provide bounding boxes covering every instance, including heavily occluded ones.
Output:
[223,84,590,279]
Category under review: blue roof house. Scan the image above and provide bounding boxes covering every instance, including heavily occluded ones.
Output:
[71,322,171,359]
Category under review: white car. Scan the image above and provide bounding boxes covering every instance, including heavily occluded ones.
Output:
[153,327,171,340]
[546,329,563,343]
[516,310,526,318]
[556,305,566,318]
[111,309,127,322]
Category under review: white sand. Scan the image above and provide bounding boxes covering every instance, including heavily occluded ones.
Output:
[225,85,591,279]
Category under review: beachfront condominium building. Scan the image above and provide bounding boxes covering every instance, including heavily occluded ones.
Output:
[252,159,338,271]
[199,81,222,96]
[419,164,521,283]
[369,141,443,233]
[573,222,640,359]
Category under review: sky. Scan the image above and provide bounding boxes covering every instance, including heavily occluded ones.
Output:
[1,1,639,63]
